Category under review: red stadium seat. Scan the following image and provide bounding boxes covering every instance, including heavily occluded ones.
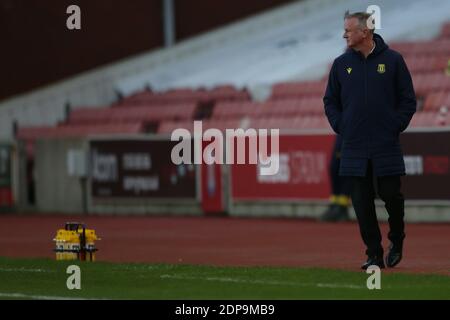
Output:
[243,115,329,130]
[68,104,197,125]
[118,86,251,106]
[208,85,252,102]
[212,101,261,119]
[270,80,327,100]
[212,97,324,121]
[405,55,449,75]
[423,91,450,111]
[157,120,194,134]
[157,118,246,134]
[409,111,449,127]
[412,72,450,97]
[439,22,450,39]
[390,39,450,57]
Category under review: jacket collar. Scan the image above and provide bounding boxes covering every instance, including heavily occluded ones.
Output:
[348,33,388,59]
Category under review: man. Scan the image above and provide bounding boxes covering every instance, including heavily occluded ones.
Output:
[324,11,416,269]
[319,134,352,222]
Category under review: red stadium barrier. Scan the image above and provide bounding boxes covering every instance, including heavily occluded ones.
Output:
[0,187,13,208]
[0,144,13,209]
[90,139,197,199]
[400,130,450,200]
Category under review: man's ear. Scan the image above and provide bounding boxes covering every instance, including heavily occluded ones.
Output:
[362,28,369,38]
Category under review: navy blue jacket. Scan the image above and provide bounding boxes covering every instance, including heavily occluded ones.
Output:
[324,33,417,177]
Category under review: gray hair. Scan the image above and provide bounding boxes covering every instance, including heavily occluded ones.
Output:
[344,11,375,33]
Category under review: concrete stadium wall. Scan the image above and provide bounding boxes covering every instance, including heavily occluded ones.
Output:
[88,199,202,216]
[33,138,87,214]
[228,201,450,223]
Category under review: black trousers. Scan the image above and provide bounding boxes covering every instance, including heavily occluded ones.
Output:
[330,135,352,196]
[350,161,405,257]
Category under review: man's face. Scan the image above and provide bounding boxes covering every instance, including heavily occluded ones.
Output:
[343,18,366,48]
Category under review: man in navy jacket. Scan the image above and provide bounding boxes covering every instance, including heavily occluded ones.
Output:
[324,11,416,269]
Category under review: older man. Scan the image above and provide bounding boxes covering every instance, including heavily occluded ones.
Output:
[324,11,416,269]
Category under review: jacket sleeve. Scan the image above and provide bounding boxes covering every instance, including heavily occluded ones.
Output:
[324,60,343,134]
[395,55,417,132]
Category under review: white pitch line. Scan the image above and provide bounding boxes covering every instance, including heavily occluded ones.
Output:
[0,292,102,300]
[0,267,54,273]
[316,283,363,289]
[160,274,365,290]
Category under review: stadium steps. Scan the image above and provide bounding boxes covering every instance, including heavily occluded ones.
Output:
[16,123,145,140]
[67,103,197,125]
[116,85,251,106]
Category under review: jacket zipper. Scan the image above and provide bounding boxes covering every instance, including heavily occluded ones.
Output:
[364,58,370,159]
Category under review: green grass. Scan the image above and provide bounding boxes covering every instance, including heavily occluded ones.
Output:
[0,257,449,300]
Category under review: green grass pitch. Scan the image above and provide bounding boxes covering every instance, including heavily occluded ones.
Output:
[0,257,449,300]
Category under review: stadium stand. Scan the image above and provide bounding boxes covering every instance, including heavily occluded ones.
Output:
[439,22,450,39]
[423,91,450,111]
[15,86,252,152]
[408,111,450,127]
[2,0,450,143]
[390,39,450,57]
[411,72,450,98]
[403,55,449,74]
[8,0,450,143]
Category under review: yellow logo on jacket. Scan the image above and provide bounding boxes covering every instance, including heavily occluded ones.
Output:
[377,64,386,74]
[346,67,352,74]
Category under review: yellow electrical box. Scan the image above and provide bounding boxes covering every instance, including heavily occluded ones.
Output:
[53,222,100,261]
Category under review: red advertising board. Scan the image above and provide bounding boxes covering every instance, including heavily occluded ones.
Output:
[0,188,13,207]
[90,139,197,199]
[401,130,450,200]
[230,131,450,202]
[231,134,335,200]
